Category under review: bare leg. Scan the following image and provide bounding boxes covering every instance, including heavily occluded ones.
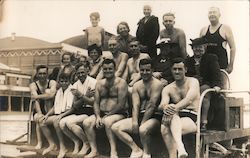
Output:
[139,118,160,157]
[161,124,177,158]
[40,123,57,155]
[83,115,99,158]
[170,114,187,158]
[102,114,124,157]
[112,118,143,158]
[53,120,68,158]
[34,113,43,149]
[66,114,90,156]
[59,116,81,154]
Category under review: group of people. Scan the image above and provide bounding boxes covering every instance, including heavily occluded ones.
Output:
[29,5,236,158]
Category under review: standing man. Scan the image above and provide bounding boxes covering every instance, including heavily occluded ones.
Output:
[136,5,159,60]
[112,59,164,158]
[159,58,200,158]
[200,7,236,73]
[160,12,187,59]
[29,65,57,154]
[83,59,128,158]
[108,36,129,80]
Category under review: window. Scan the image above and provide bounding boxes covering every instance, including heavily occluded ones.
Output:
[0,96,8,111]
[23,97,30,111]
[11,96,22,111]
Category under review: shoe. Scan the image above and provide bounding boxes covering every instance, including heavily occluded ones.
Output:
[200,123,207,132]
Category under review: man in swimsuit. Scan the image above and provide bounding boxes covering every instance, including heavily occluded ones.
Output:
[200,7,236,73]
[29,65,57,154]
[108,36,129,80]
[160,12,187,59]
[127,39,150,91]
[112,58,164,158]
[159,58,200,158]
[83,59,128,158]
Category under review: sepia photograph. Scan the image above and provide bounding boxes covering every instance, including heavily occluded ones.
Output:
[0,0,249,157]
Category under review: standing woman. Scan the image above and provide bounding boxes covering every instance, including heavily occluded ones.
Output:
[136,5,159,61]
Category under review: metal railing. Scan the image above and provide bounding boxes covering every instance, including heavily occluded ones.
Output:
[195,89,250,158]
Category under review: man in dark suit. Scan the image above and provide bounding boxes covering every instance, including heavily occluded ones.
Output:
[186,37,223,131]
[136,5,159,61]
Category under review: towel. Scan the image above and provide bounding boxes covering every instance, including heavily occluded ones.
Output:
[54,85,74,114]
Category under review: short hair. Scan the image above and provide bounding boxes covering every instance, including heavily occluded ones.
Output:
[170,57,186,67]
[108,36,118,42]
[129,38,140,45]
[163,12,175,19]
[75,61,91,71]
[61,52,72,62]
[139,58,152,67]
[36,65,48,72]
[209,6,220,14]
[58,72,71,81]
[87,44,102,56]
[102,58,116,68]
[117,21,130,34]
[143,5,151,10]
[89,12,100,19]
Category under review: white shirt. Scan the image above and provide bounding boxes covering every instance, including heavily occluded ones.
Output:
[72,76,97,106]
[54,85,74,114]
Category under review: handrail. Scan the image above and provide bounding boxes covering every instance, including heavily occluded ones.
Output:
[195,89,250,158]
[220,69,231,90]
[27,100,33,144]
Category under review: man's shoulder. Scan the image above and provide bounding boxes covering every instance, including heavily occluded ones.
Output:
[175,28,185,35]
[87,75,97,84]
[186,77,199,85]
[116,77,127,86]
[133,79,143,88]
[139,53,150,59]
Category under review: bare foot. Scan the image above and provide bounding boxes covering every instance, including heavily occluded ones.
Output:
[72,141,80,155]
[142,152,151,158]
[77,143,90,156]
[110,153,119,158]
[130,148,143,158]
[57,147,68,158]
[42,144,57,155]
[35,143,42,150]
[84,151,99,158]
[178,150,188,158]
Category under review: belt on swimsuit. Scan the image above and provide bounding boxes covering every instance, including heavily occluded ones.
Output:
[180,109,197,115]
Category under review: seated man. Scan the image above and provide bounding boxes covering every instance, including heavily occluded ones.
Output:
[186,37,222,130]
[40,72,74,158]
[83,59,128,158]
[127,39,150,91]
[57,62,96,156]
[112,59,164,158]
[159,58,200,158]
[108,36,129,80]
[29,65,57,154]
[87,44,105,79]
